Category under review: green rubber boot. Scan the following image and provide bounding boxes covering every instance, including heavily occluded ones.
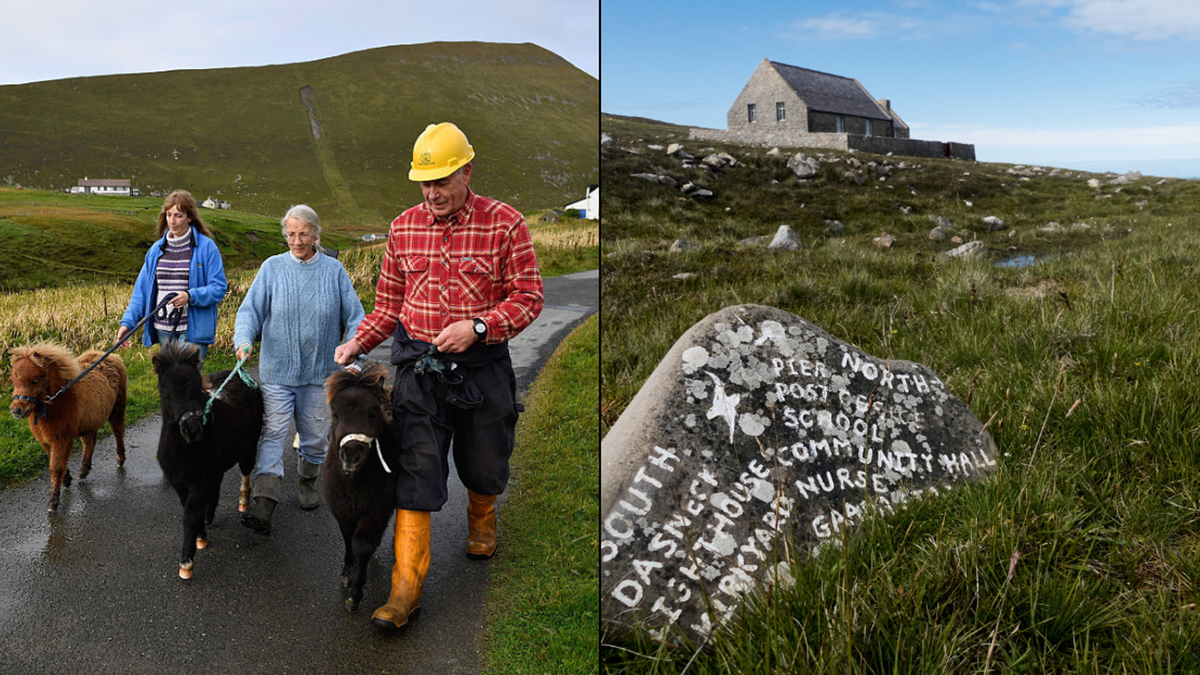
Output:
[298,458,322,510]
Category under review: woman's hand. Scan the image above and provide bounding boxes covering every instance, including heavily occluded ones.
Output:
[237,343,253,360]
[170,291,190,308]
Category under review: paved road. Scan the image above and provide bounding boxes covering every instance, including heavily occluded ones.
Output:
[0,269,597,675]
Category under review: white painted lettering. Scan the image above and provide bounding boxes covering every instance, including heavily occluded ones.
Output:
[612,579,643,608]
[649,446,679,471]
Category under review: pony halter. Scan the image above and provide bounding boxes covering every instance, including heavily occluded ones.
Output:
[340,433,391,473]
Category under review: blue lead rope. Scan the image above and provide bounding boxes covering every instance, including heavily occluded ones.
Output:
[203,355,259,424]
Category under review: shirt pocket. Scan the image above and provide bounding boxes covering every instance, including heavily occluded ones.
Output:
[458,256,495,305]
[398,255,431,299]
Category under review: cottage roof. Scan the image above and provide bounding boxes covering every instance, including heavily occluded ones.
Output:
[768,61,894,122]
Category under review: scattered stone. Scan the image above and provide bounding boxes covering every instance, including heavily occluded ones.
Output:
[1135,200,1148,207]
[1071,221,1090,230]
[702,152,739,169]
[659,175,678,187]
[738,235,770,247]
[983,216,1005,231]
[1087,178,1101,189]
[899,205,912,214]
[601,132,614,145]
[929,215,954,231]
[928,227,946,241]
[822,219,844,235]
[1142,185,1153,192]
[1008,230,1017,238]
[873,233,895,248]
[690,189,714,199]
[672,273,695,280]
[787,153,821,179]
[1108,171,1142,185]
[1157,179,1168,185]
[631,173,661,183]
[767,147,781,156]
[951,235,963,244]
[846,171,864,186]
[669,238,700,254]
[768,225,806,250]
[600,304,998,643]
[944,240,985,258]
[1041,222,1060,232]
[964,200,972,208]
[647,145,665,151]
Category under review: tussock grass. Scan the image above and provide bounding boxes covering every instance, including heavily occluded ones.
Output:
[602,113,1200,672]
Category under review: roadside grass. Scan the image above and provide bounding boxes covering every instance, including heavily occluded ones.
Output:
[601,114,1200,672]
[483,314,599,674]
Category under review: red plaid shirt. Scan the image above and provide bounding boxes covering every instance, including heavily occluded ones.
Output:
[354,190,544,351]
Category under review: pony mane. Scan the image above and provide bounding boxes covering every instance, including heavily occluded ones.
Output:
[152,341,200,374]
[10,343,82,388]
[326,361,389,408]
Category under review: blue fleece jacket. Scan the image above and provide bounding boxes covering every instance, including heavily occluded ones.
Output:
[233,252,364,387]
[120,227,227,346]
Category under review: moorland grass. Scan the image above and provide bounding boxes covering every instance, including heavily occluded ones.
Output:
[484,314,599,674]
[602,113,1200,672]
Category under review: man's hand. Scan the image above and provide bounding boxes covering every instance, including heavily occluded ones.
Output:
[116,326,130,346]
[334,340,364,365]
[432,319,478,354]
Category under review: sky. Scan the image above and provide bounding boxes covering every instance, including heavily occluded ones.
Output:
[0,0,598,84]
[602,0,1200,178]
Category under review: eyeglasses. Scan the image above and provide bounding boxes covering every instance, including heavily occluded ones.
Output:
[285,232,314,242]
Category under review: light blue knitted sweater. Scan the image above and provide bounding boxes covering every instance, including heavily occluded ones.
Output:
[233,252,365,387]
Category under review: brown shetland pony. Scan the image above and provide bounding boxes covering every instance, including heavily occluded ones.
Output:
[9,344,128,512]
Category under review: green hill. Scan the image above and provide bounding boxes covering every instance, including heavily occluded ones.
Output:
[0,42,598,226]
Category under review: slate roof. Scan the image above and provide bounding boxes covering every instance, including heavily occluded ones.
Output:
[769,61,894,123]
[77,178,131,187]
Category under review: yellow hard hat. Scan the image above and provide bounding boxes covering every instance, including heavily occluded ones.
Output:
[409,123,475,182]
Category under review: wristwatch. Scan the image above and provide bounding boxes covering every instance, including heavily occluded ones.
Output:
[473,318,487,340]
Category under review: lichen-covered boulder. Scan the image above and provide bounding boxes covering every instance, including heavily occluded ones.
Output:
[601,305,997,644]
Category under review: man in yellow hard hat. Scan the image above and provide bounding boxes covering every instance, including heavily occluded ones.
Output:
[334,122,544,629]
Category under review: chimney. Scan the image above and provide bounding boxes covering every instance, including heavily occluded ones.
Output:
[878,99,890,113]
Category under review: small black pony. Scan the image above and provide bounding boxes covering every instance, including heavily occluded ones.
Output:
[323,360,398,610]
[153,342,263,580]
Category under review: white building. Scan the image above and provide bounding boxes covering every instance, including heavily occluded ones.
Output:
[201,197,231,209]
[564,184,599,220]
[70,177,132,196]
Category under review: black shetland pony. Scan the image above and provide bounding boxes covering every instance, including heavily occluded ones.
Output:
[153,342,263,580]
[323,360,397,610]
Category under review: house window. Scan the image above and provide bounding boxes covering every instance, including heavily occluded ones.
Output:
[866,119,873,136]
[776,102,785,122]
[748,104,756,124]
[836,116,844,133]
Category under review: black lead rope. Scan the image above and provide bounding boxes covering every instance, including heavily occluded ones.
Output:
[32,292,181,416]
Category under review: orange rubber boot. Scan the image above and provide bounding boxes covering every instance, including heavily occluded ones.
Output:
[371,509,431,629]
[466,490,497,559]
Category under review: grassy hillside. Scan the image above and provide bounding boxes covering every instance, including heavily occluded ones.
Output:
[0,42,598,226]
[601,114,1200,672]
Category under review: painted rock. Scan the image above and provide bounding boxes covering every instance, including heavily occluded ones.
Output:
[601,304,997,644]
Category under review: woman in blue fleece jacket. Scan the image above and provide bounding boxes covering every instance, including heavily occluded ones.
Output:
[118,190,227,366]
[234,204,364,534]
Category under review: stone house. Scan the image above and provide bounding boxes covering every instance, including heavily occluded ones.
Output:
[690,59,974,160]
[729,59,909,140]
[69,177,132,196]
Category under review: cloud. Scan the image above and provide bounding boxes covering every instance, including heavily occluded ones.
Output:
[1026,0,1200,40]
[784,12,889,40]
[1129,79,1200,109]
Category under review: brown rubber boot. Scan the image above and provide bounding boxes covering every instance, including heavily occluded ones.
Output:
[372,509,431,630]
[466,490,497,559]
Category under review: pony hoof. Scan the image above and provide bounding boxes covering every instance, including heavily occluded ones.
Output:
[179,562,194,580]
[345,597,360,612]
[196,537,207,550]
[238,502,249,513]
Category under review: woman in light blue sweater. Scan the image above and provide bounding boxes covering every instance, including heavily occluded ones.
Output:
[234,204,364,535]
